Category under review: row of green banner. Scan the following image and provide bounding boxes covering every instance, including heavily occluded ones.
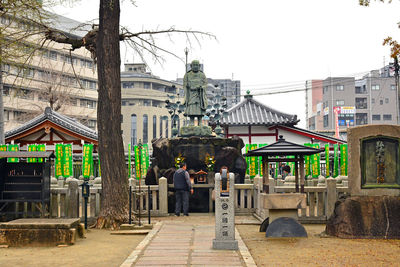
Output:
[129,144,150,180]
[55,143,94,178]
[245,143,348,178]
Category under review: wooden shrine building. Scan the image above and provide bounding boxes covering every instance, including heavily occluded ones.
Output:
[5,107,98,153]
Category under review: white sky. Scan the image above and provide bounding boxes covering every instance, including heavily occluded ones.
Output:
[52,0,400,128]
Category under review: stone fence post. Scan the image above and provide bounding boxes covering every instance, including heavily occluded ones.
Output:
[326,178,337,219]
[159,177,168,215]
[67,178,79,218]
[269,178,275,194]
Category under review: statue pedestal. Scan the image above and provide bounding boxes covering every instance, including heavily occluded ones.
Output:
[179,125,213,137]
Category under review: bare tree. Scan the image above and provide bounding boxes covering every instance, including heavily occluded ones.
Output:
[45,0,214,228]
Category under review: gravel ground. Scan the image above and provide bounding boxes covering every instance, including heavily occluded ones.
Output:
[237,224,400,267]
[0,229,145,267]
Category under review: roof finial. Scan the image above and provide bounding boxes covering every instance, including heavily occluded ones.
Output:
[244,90,252,100]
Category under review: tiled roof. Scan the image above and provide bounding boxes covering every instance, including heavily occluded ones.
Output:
[244,136,324,157]
[221,94,299,126]
[5,107,98,141]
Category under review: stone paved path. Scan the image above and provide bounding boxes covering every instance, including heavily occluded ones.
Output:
[133,222,245,267]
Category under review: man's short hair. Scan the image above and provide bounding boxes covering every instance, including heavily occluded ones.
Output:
[179,162,186,168]
[282,165,291,173]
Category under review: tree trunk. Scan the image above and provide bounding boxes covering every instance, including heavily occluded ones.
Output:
[95,0,129,229]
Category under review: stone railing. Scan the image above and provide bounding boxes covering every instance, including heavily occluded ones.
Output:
[253,175,349,223]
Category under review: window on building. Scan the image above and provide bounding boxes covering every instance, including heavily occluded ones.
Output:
[16,89,33,99]
[144,82,151,89]
[49,51,57,60]
[87,120,96,129]
[391,84,397,90]
[143,100,151,106]
[380,99,383,105]
[23,68,34,78]
[80,99,96,109]
[372,114,381,121]
[372,98,375,104]
[323,115,329,128]
[86,60,93,68]
[143,114,148,144]
[336,85,344,91]
[122,101,128,106]
[69,98,78,106]
[153,115,157,139]
[371,84,380,91]
[159,116,163,138]
[4,110,9,121]
[131,114,137,146]
[383,114,392,121]
[166,119,169,138]
[355,86,367,94]
[122,82,134,88]
[385,98,389,104]
[3,85,10,96]
[355,98,367,109]
[336,100,345,106]
[356,113,368,125]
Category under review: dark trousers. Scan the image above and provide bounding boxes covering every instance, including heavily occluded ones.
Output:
[175,190,189,215]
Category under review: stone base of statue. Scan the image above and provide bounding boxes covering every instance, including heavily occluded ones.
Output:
[179,125,213,137]
[145,136,246,185]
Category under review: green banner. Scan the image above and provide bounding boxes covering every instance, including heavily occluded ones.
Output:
[37,144,45,163]
[275,156,279,178]
[28,144,37,163]
[340,144,348,176]
[258,144,267,176]
[333,144,339,178]
[141,144,149,179]
[7,144,19,163]
[55,143,63,177]
[304,143,311,177]
[245,144,250,175]
[98,155,101,177]
[249,144,258,178]
[287,156,295,176]
[311,144,320,178]
[325,144,330,177]
[63,144,73,178]
[134,145,141,180]
[82,144,93,178]
[128,143,132,177]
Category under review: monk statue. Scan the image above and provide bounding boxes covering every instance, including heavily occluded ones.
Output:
[183,60,208,125]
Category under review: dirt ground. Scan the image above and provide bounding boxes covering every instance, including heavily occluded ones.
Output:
[0,229,144,267]
[237,224,400,267]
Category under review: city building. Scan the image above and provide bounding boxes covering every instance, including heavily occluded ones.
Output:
[306,66,398,139]
[120,63,183,149]
[221,92,345,149]
[1,13,98,132]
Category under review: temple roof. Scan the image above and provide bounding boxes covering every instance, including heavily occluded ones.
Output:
[221,93,299,126]
[5,107,98,141]
[244,136,323,157]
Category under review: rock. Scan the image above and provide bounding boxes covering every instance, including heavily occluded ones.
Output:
[148,136,245,184]
[265,217,307,238]
[326,196,400,238]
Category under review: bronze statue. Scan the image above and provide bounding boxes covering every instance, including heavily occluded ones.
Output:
[183,60,208,125]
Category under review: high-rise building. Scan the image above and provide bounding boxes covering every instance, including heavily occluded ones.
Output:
[1,13,98,131]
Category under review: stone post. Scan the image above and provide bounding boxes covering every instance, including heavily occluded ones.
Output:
[158,177,168,216]
[213,170,238,250]
[253,175,261,216]
[67,178,79,218]
[57,176,64,188]
[269,178,275,194]
[326,178,337,219]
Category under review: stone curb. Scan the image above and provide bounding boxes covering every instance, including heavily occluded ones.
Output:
[235,227,257,267]
[119,221,163,267]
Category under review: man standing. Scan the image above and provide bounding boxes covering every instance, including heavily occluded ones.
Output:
[173,162,191,216]
[183,60,208,125]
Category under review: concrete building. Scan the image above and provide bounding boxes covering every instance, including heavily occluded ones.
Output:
[306,66,398,138]
[120,63,183,149]
[1,13,98,131]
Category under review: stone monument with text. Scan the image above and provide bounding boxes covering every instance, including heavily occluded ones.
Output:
[212,167,238,250]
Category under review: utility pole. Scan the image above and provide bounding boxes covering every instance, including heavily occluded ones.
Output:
[394,57,399,123]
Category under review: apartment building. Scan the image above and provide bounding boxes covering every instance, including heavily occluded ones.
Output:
[120,63,183,149]
[1,13,98,131]
[306,66,398,137]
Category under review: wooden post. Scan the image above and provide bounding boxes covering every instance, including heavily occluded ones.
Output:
[300,157,305,193]
[262,157,269,193]
[295,156,299,193]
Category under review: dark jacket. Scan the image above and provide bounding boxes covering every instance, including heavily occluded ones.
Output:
[173,168,191,191]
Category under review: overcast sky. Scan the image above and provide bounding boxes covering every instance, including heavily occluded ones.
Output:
[52,0,400,128]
